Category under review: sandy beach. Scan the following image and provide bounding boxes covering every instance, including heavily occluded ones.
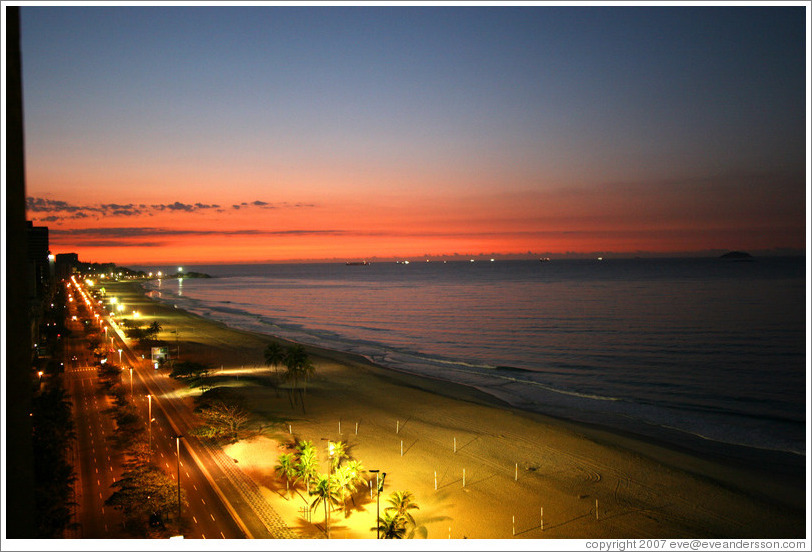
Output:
[104,279,806,541]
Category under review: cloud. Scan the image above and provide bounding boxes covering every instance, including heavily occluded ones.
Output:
[50,227,346,239]
[27,197,316,222]
[152,202,194,212]
[27,197,94,214]
[225,199,318,210]
[65,240,167,248]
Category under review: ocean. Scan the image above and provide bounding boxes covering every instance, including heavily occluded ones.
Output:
[136,257,807,458]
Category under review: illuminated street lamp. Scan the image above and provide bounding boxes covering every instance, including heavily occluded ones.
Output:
[320,438,335,477]
[369,469,386,539]
[147,394,153,453]
[118,348,122,365]
[175,435,184,528]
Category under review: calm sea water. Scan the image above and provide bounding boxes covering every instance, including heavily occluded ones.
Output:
[137,258,807,457]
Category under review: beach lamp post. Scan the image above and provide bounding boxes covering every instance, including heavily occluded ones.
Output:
[369,470,385,538]
[327,441,334,538]
[320,438,336,474]
[319,438,336,537]
[369,469,379,538]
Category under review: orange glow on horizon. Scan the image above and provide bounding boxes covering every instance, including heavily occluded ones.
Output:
[28,170,805,265]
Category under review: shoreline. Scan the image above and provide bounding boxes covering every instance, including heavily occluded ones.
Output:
[105,279,806,538]
[136,265,806,462]
[140,282,805,489]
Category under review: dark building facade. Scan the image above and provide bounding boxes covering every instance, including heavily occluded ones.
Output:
[26,220,52,299]
[55,252,80,281]
[6,6,36,536]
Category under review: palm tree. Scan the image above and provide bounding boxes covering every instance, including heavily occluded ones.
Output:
[335,459,365,509]
[274,452,297,497]
[284,345,315,412]
[329,440,347,471]
[263,341,285,396]
[295,440,320,499]
[332,464,356,513]
[309,474,342,538]
[372,510,407,539]
[264,341,285,367]
[385,490,420,527]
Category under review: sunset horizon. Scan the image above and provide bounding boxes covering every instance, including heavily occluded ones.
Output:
[18,5,806,266]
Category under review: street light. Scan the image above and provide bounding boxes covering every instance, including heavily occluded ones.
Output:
[369,469,386,538]
[175,435,184,528]
[118,348,122,365]
[147,395,153,454]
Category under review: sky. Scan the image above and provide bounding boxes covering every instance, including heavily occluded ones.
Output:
[16,3,809,264]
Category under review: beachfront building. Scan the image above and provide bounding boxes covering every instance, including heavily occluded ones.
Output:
[55,252,80,281]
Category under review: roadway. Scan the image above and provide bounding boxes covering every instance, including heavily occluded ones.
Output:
[64,290,125,538]
[64,279,249,539]
[124,364,246,539]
